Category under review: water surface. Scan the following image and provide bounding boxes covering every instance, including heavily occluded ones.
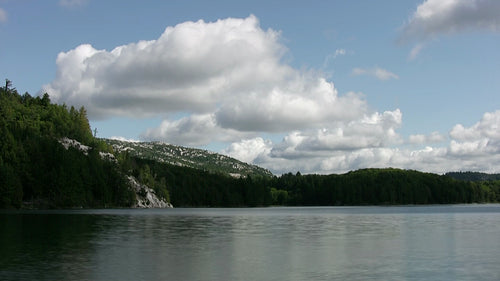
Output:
[1,205,500,280]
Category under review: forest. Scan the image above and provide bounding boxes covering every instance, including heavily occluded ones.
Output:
[0,80,137,208]
[1,80,500,208]
[137,161,500,207]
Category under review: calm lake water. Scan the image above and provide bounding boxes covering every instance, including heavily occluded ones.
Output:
[1,205,500,281]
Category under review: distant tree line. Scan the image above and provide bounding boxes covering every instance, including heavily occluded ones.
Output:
[267,169,500,206]
[123,157,271,207]
[137,159,500,207]
[446,171,500,182]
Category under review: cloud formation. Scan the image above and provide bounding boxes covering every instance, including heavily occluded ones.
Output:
[400,0,500,42]
[226,111,500,174]
[43,15,500,175]
[44,16,287,119]
[44,15,372,141]
[352,67,399,80]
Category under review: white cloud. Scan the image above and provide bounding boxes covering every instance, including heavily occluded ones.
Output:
[110,136,140,143]
[223,137,272,164]
[225,109,404,173]
[0,8,7,23]
[352,67,399,80]
[42,15,500,175]
[141,113,257,146]
[43,16,288,119]
[450,110,500,141]
[44,15,373,144]
[400,0,500,59]
[400,0,500,42]
[226,110,500,175]
[273,109,402,157]
[447,110,500,158]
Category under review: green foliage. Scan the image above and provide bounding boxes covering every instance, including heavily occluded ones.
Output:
[446,171,500,182]
[266,168,500,206]
[126,157,271,207]
[0,81,134,208]
[270,188,288,205]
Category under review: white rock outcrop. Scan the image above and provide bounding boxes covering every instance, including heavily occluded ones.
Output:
[127,176,173,208]
[59,137,90,155]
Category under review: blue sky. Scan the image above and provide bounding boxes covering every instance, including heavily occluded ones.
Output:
[1,0,499,174]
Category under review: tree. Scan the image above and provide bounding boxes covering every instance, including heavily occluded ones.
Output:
[3,79,15,93]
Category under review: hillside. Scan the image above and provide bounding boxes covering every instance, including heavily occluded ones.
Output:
[105,139,272,178]
[446,171,500,182]
[0,81,170,209]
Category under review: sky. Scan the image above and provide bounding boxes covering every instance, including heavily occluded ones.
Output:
[1,0,499,175]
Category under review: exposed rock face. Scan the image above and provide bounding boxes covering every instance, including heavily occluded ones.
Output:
[127,176,173,208]
[58,138,173,208]
[59,137,90,155]
[59,137,117,162]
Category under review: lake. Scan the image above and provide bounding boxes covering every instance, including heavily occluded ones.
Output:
[1,205,500,281]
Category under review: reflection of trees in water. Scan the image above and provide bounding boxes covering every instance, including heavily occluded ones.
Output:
[0,213,103,280]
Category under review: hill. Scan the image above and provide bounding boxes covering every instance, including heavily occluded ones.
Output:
[105,139,272,178]
[0,81,135,208]
[445,171,500,182]
[267,168,500,206]
[0,80,172,209]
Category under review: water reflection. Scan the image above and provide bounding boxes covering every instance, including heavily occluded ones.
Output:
[0,213,102,280]
[1,206,500,281]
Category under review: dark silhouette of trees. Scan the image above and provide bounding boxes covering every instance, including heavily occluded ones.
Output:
[0,81,134,208]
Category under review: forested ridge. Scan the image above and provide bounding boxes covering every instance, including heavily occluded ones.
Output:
[1,80,500,208]
[140,162,500,207]
[0,80,137,208]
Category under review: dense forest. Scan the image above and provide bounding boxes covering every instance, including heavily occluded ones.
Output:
[446,171,500,182]
[0,80,138,208]
[137,161,500,207]
[1,80,500,208]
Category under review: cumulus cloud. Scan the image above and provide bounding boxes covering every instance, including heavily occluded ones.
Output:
[450,110,500,141]
[0,8,7,23]
[227,110,500,174]
[273,109,402,157]
[44,15,374,145]
[225,109,404,173]
[400,0,500,42]
[141,114,254,146]
[223,137,272,164]
[447,110,500,159]
[44,16,287,119]
[352,67,399,80]
[42,15,500,174]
